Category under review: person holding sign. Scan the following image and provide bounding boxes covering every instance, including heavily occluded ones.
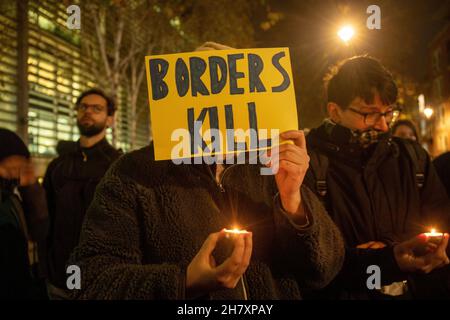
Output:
[68,42,345,300]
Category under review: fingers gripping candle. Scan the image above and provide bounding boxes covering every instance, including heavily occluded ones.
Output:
[414,228,445,256]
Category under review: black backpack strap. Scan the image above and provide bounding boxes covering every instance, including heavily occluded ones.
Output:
[402,141,426,189]
[309,150,329,197]
[9,192,30,241]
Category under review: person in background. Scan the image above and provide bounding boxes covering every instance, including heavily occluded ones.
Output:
[0,128,49,299]
[392,119,420,142]
[43,88,122,299]
[433,151,450,198]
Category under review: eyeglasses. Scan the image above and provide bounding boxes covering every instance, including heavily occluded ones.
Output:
[348,106,401,126]
[75,103,106,114]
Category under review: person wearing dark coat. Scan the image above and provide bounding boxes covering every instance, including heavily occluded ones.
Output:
[43,89,122,298]
[303,56,450,299]
[68,142,345,300]
[433,151,450,198]
[69,41,346,300]
[0,128,49,299]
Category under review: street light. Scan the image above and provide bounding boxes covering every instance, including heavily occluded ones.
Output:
[424,106,434,119]
[337,25,355,44]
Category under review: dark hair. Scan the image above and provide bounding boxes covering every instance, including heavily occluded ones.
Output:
[324,55,398,109]
[0,128,30,162]
[391,119,420,143]
[75,88,115,116]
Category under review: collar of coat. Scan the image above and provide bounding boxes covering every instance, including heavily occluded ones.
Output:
[75,137,116,157]
[307,121,400,168]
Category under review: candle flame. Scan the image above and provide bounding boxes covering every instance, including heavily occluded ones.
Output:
[224,228,249,234]
[424,228,443,238]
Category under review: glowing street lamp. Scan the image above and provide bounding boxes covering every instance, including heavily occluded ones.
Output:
[337,25,355,44]
[423,106,434,119]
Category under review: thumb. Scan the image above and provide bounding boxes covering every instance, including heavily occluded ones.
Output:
[400,234,428,251]
[435,233,450,261]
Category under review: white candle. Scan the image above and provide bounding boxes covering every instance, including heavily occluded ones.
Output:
[224,228,249,234]
[422,228,444,244]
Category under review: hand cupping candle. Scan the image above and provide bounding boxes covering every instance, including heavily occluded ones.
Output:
[413,228,445,256]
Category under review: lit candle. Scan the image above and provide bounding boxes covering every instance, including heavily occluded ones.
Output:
[224,228,249,238]
[414,228,445,256]
[422,228,444,245]
[224,228,249,234]
[222,228,249,299]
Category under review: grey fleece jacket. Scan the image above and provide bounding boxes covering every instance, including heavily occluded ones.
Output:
[69,145,344,300]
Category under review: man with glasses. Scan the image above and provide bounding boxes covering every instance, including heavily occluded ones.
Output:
[304,56,450,299]
[43,89,122,299]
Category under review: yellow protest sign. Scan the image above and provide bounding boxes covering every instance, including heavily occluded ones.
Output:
[145,47,298,161]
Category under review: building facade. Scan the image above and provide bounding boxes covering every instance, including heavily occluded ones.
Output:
[0,0,151,170]
[428,22,450,157]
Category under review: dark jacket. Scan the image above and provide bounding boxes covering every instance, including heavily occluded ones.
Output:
[69,145,345,300]
[0,181,49,299]
[304,122,450,299]
[0,128,49,299]
[433,151,450,198]
[43,138,121,288]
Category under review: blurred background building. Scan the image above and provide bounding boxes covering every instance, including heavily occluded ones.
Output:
[426,21,450,157]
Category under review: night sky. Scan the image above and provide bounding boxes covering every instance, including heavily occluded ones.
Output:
[254,0,449,127]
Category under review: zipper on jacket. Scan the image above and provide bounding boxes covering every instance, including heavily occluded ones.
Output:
[206,163,250,299]
[220,164,249,300]
[205,163,237,192]
[218,164,237,192]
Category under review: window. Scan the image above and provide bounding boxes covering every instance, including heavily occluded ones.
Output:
[0,0,151,157]
[0,10,18,132]
[27,0,94,156]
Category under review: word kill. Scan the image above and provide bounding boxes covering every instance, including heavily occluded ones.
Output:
[171,101,278,160]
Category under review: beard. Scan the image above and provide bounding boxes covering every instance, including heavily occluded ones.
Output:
[77,117,107,137]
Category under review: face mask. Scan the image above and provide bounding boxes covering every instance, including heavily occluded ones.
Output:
[323,119,389,148]
[351,128,389,148]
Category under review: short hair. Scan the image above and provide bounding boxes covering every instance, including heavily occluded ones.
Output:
[324,55,398,109]
[75,88,116,116]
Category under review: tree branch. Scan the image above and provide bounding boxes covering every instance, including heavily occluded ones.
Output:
[113,8,125,74]
[93,8,111,78]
